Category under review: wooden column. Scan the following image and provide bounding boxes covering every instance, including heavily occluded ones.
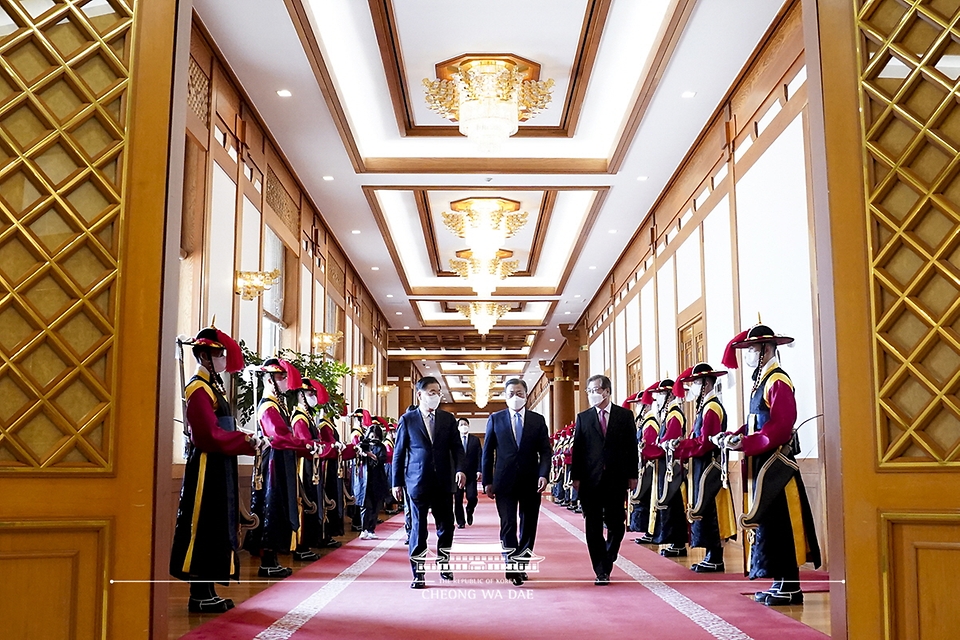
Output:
[553,360,576,433]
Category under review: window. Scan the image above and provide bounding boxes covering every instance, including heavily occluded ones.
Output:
[261,226,284,356]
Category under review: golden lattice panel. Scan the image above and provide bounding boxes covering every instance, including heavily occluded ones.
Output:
[858,0,960,465]
[0,0,132,472]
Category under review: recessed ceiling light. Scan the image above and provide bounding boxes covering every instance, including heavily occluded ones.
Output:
[371,266,379,271]
[322,175,334,181]
[564,311,571,315]
[608,229,617,234]
[386,294,394,298]
[574,294,581,298]
[403,326,410,329]
[351,229,360,234]
[636,176,648,181]
[681,91,697,99]
[395,311,403,315]
[543,349,549,353]
[589,265,597,270]
[277,89,292,97]
[549,338,556,342]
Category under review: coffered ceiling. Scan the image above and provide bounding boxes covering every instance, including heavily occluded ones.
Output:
[192,0,787,410]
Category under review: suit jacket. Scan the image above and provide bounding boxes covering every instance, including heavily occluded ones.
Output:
[482,409,552,495]
[392,407,466,500]
[571,403,638,492]
[458,433,481,479]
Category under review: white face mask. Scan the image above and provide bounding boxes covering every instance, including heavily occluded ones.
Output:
[276,376,289,394]
[506,395,526,412]
[458,423,469,436]
[420,392,441,411]
[587,392,606,408]
[305,393,318,408]
[744,346,761,369]
[685,380,703,402]
[654,394,667,411]
[211,354,227,373]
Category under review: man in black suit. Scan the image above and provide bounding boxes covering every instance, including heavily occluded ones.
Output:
[392,377,466,589]
[455,418,481,528]
[483,378,552,586]
[572,374,639,585]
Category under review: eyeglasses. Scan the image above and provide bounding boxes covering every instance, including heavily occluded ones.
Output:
[586,387,605,394]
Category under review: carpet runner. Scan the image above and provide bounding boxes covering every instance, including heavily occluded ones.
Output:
[182,498,830,639]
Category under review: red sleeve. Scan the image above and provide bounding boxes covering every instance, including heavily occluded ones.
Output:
[640,423,664,459]
[261,405,311,453]
[341,443,357,460]
[315,425,340,459]
[186,391,254,456]
[741,380,797,456]
[677,409,722,460]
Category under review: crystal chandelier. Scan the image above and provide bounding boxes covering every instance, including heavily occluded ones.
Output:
[423,54,554,153]
[449,249,519,297]
[468,362,494,409]
[442,197,528,262]
[456,302,511,335]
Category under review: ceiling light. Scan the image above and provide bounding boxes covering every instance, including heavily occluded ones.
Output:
[681,91,697,98]
[386,294,394,298]
[395,311,403,315]
[589,265,597,270]
[543,349,549,352]
[442,197,528,262]
[450,249,519,297]
[574,294,581,298]
[457,302,510,335]
[371,266,380,271]
[636,176,648,181]
[549,338,555,342]
[403,326,410,330]
[424,54,554,153]
[608,229,617,234]
[351,229,360,234]
[564,311,571,315]
[322,175,334,181]
[468,362,494,408]
[277,89,292,97]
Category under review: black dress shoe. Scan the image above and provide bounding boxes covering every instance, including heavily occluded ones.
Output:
[764,590,803,606]
[411,577,426,589]
[519,572,528,581]
[755,581,782,602]
[456,523,465,529]
[467,513,473,525]
[188,597,232,613]
[691,561,724,573]
[507,572,523,586]
[634,535,655,545]
[403,537,409,546]
[594,573,610,586]
[351,524,363,532]
[318,538,342,549]
[293,549,319,561]
[573,506,582,513]
[660,546,687,557]
[440,571,454,581]
[258,565,293,578]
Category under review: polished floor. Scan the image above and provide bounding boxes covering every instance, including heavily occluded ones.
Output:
[168,498,831,638]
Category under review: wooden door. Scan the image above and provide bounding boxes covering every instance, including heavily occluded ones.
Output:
[0,1,177,637]
[678,316,705,428]
[807,0,960,637]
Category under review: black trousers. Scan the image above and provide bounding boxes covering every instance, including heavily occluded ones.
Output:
[407,487,455,578]
[580,482,627,577]
[495,489,542,563]
[454,481,478,526]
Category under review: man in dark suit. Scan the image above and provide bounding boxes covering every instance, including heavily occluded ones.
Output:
[483,378,552,586]
[455,418,481,528]
[572,374,639,585]
[392,377,466,589]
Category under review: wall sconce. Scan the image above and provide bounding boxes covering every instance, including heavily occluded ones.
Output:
[312,331,344,350]
[376,384,397,397]
[352,364,374,380]
[236,269,281,301]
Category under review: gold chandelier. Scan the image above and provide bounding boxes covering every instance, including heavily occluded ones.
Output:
[456,302,511,335]
[236,269,281,301]
[442,197,528,262]
[423,54,554,152]
[468,362,494,409]
[450,249,519,297]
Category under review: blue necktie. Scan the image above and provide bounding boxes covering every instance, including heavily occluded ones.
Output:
[514,412,522,446]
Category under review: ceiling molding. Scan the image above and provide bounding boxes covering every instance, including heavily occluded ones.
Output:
[362,157,611,174]
[367,0,612,138]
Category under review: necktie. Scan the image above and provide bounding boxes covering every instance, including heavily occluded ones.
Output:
[599,408,607,436]
[462,435,468,451]
[427,411,435,442]
[514,412,523,446]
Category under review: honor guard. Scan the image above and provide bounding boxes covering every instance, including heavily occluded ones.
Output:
[628,386,658,543]
[315,409,349,547]
[673,364,737,572]
[720,324,822,605]
[244,358,316,578]
[170,327,262,613]
[290,378,333,561]
[640,378,688,557]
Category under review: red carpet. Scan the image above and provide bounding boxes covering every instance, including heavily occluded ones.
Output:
[182,499,829,639]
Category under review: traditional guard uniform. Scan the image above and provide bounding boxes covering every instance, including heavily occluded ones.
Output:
[640,378,688,556]
[620,392,644,532]
[290,378,333,560]
[170,327,256,613]
[673,364,737,572]
[244,358,311,577]
[316,413,350,546]
[722,324,822,605]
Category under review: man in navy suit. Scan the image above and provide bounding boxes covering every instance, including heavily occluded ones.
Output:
[572,374,639,585]
[482,378,552,586]
[392,377,466,589]
[455,418,481,528]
